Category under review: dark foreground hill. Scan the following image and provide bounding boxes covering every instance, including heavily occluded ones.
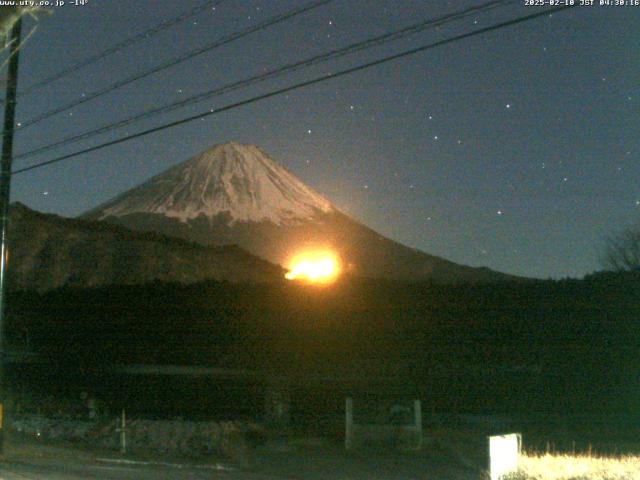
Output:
[8,272,640,415]
[8,202,284,291]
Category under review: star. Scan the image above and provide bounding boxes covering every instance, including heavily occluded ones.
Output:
[506,103,511,109]
[433,135,438,140]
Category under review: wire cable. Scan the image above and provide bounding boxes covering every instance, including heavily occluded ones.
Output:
[11,0,228,100]
[13,5,575,176]
[15,0,515,161]
[16,0,334,131]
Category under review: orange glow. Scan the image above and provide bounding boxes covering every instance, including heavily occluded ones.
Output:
[285,251,341,283]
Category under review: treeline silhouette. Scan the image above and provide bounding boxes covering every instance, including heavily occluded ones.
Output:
[7,271,640,415]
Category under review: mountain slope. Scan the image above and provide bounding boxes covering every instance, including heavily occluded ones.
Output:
[84,142,335,225]
[84,142,516,283]
[9,202,284,292]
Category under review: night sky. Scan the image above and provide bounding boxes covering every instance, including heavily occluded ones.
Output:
[4,0,639,279]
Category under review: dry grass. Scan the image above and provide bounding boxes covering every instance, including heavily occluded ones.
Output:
[506,452,640,480]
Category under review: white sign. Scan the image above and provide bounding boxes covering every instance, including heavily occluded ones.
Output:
[488,433,521,480]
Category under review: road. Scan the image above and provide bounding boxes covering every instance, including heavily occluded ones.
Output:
[0,436,481,479]
[0,438,289,480]
[0,456,288,480]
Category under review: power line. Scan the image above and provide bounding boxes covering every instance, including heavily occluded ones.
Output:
[10,0,227,100]
[13,5,575,176]
[15,0,334,131]
[15,0,515,162]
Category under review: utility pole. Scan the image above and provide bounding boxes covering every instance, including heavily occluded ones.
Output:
[0,16,23,455]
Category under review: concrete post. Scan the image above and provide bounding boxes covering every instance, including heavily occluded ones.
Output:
[414,399,422,448]
[345,397,353,450]
[119,409,126,454]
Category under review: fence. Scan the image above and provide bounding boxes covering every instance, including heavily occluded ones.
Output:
[11,412,263,460]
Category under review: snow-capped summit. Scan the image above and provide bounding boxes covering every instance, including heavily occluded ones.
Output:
[88,142,335,225]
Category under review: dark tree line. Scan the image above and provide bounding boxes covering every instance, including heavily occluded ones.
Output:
[5,271,640,414]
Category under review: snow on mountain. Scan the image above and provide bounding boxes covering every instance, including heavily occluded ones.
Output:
[89,142,336,225]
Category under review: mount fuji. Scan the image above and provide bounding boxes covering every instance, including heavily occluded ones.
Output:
[83,142,514,283]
